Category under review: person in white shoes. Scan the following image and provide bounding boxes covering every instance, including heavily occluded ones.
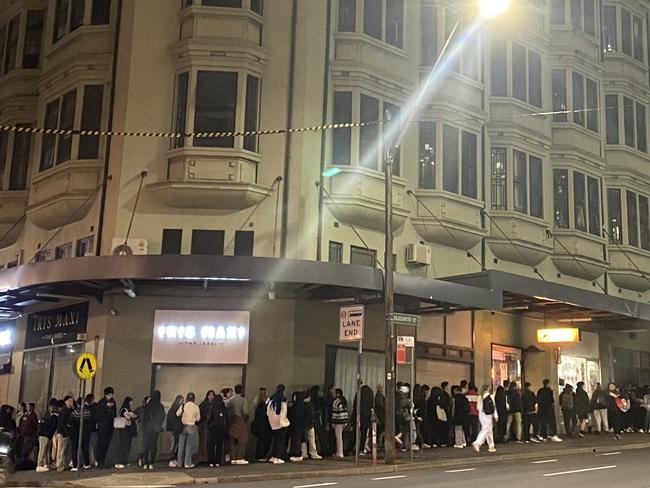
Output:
[267,385,290,464]
[473,385,497,453]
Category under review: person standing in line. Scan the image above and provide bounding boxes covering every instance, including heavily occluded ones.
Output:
[83,394,97,467]
[439,382,452,447]
[287,391,309,462]
[14,403,27,430]
[206,394,228,467]
[252,387,272,462]
[574,382,591,438]
[55,396,74,472]
[95,387,116,468]
[303,389,323,459]
[140,391,165,470]
[590,383,609,434]
[70,398,93,471]
[322,385,336,456]
[452,385,469,448]
[374,384,385,448]
[608,383,624,440]
[352,383,374,455]
[113,397,138,469]
[642,386,650,433]
[506,382,523,443]
[198,391,216,465]
[494,386,508,444]
[36,399,58,472]
[166,395,184,467]
[330,388,348,458]
[134,396,150,468]
[537,379,562,442]
[521,383,541,443]
[228,384,249,465]
[426,386,442,447]
[267,384,290,464]
[559,384,576,438]
[465,383,480,444]
[17,402,38,466]
[472,385,498,453]
[176,392,200,468]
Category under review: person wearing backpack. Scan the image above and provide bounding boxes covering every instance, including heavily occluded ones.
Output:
[472,385,497,453]
[521,383,541,443]
[590,383,609,433]
[559,384,576,437]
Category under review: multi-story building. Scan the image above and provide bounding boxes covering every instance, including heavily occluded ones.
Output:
[0,0,648,417]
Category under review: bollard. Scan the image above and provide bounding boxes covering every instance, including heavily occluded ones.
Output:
[371,409,378,466]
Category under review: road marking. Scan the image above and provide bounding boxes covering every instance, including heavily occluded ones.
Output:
[600,451,622,456]
[445,468,477,473]
[294,483,339,488]
[371,475,407,481]
[543,465,617,477]
[532,459,558,464]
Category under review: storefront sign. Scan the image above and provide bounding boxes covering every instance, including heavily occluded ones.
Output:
[152,310,250,364]
[536,327,581,344]
[339,305,364,342]
[25,302,89,349]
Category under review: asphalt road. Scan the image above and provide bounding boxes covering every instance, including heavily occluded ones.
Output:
[201,449,650,488]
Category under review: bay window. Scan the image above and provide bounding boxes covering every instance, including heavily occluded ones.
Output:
[627,190,638,247]
[553,69,599,132]
[418,122,436,189]
[605,94,647,152]
[490,148,507,210]
[53,0,111,44]
[492,41,542,107]
[490,148,543,217]
[339,0,356,32]
[603,5,645,62]
[23,10,44,69]
[607,188,622,244]
[640,195,650,251]
[490,41,507,96]
[332,92,352,165]
[552,0,596,37]
[441,125,478,198]
[554,169,601,234]
[338,0,404,49]
[602,6,617,52]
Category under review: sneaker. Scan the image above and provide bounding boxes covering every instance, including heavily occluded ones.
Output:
[614,434,621,441]
[311,454,323,460]
[536,435,544,441]
[550,435,563,442]
[237,459,249,465]
[257,458,268,462]
[209,464,215,468]
[168,460,178,468]
[472,443,480,453]
[454,445,465,449]
[115,464,125,469]
[411,445,420,451]
[578,433,585,438]
[289,456,303,462]
[422,443,432,449]
[530,437,541,443]
[488,448,497,453]
[272,458,285,464]
[185,464,195,469]
[36,466,49,473]
[83,465,91,469]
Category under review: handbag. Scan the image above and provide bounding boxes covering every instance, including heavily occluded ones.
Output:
[113,416,127,429]
[436,405,448,422]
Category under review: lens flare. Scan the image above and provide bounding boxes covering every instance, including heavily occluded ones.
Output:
[479,0,511,18]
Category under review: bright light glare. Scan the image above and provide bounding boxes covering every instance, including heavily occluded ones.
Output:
[322,167,342,178]
[478,0,511,18]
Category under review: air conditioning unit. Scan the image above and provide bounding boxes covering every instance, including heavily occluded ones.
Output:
[112,238,148,256]
[406,243,431,266]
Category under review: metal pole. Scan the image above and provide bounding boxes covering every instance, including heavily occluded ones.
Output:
[355,338,362,466]
[76,380,85,477]
[384,145,396,464]
[409,354,415,464]
[371,409,377,467]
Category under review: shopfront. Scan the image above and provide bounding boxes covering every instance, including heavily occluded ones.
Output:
[492,344,522,389]
[556,331,601,396]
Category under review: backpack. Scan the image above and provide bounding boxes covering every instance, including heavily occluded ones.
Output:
[483,395,495,415]
[561,392,574,410]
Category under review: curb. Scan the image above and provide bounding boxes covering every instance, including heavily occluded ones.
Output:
[5,442,650,487]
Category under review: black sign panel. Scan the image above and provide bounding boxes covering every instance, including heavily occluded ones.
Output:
[26,302,89,349]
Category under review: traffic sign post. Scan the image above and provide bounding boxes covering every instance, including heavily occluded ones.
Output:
[74,352,96,476]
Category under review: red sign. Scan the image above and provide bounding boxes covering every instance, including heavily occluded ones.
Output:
[396,344,407,364]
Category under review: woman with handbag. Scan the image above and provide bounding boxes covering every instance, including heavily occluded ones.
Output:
[176,392,200,468]
[113,397,138,469]
[140,391,165,470]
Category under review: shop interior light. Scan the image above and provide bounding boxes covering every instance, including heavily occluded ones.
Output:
[478,0,511,18]
[537,327,581,344]
[0,328,12,347]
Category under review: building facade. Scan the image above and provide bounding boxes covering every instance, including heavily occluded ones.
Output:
[0,0,648,416]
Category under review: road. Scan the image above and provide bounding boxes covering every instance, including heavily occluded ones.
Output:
[199,449,650,488]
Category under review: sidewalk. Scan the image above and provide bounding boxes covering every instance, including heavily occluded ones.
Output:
[4,433,650,487]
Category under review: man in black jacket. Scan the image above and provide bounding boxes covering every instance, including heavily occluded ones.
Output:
[537,379,562,442]
[94,387,116,468]
[506,382,523,443]
[55,396,74,472]
[522,383,541,443]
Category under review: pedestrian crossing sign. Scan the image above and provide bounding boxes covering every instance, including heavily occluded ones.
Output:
[75,352,97,381]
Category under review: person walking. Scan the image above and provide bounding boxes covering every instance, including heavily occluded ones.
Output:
[452,385,469,448]
[55,396,74,472]
[590,383,610,434]
[112,397,138,469]
[559,384,576,437]
[472,385,498,453]
[521,383,541,443]
[206,394,228,467]
[95,387,116,468]
[227,384,249,465]
[252,387,272,461]
[140,391,165,470]
[267,384,290,464]
[176,392,200,468]
[36,399,58,472]
[506,382,523,443]
[330,388,348,458]
[465,383,480,444]
[574,382,591,438]
[166,395,184,467]
[494,386,508,443]
[537,379,562,442]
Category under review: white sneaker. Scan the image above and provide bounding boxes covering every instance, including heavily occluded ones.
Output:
[114,464,125,469]
[169,460,178,468]
[36,466,49,473]
[70,468,78,472]
[234,459,249,465]
[422,443,432,449]
[272,458,285,464]
[311,454,323,460]
[550,435,563,442]
[488,447,497,453]
[289,456,303,462]
[411,445,420,451]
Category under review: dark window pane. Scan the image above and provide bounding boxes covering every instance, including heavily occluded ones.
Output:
[191,230,225,255]
[554,169,569,229]
[421,6,437,66]
[41,100,59,171]
[56,90,76,164]
[529,156,543,218]
[584,0,595,36]
[363,0,382,40]
[572,72,584,126]
[79,85,104,159]
[91,0,111,24]
[640,195,650,251]
[76,236,94,256]
[607,188,622,244]
[621,8,632,56]
[513,150,527,214]
[338,0,356,32]
[491,41,507,96]
[55,243,72,259]
[491,147,507,210]
[586,78,598,132]
[350,245,375,267]
[442,125,458,193]
[172,72,189,149]
[328,241,343,263]
[512,43,527,103]
[636,102,646,152]
[385,0,403,48]
[4,17,18,74]
[605,94,619,144]
[194,71,237,147]
[528,50,542,108]
[53,0,69,43]
[633,15,643,62]
[359,94,379,170]
[383,103,400,176]
[461,131,477,199]
[550,0,565,24]
[70,0,85,31]
[603,6,617,52]
[161,229,182,255]
[587,176,600,236]
[627,190,638,247]
[419,121,435,189]
[250,0,263,15]
[23,10,44,69]
[234,230,254,256]
[552,69,567,122]
[332,92,352,165]
[0,132,7,190]
[623,96,635,148]
[0,27,7,77]
[244,75,260,152]
[574,171,587,231]
[9,129,30,191]
[203,0,242,6]
[570,0,582,30]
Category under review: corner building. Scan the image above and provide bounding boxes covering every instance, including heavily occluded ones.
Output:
[0,0,648,421]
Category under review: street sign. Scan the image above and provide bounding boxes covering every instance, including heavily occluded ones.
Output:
[391,313,421,326]
[396,344,407,364]
[397,335,415,347]
[75,352,97,381]
[339,304,364,341]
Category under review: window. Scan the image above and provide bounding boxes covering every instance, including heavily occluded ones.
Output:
[622,9,632,56]
[41,100,59,170]
[491,148,507,210]
[244,75,260,152]
[608,95,647,152]
[53,0,85,43]
[421,6,437,67]
[234,230,254,256]
[603,6,617,52]
[363,0,382,40]
[445,10,461,74]
[490,41,507,97]
[383,103,401,175]
[640,195,650,251]
[385,0,403,48]
[191,230,225,255]
[633,15,644,63]
[54,243,72,259]
[91,0,111,24]
[359,94,380,170]
[620,8,644,62]
[528,50,542,108]
[461,131,477,199]
[572,72,584,126]
[442,125,458,193]
[0,26,6,77]
[607,189,622,244]
[419,122,435,189]
[161,229,182,255]
[76,235,95,257]
[529,156,543,218]
[554,169,569,229]
[194,71,237,147]
[70,0,85,31]
[587,176,600,236]
[329,241,343,263]
[573,171,587,231]
[556,70,599,132]
[586,78,598,132]
[627,191,638,247]
[513,150,527,214]
[570,0,582,31]
[512,43,527,103]
[350,245,375,267]
[203,0,242,6]
[338,0,356,32]
[624,97,634,147]
[250,0,263,15]
[56,90,76,164]
[23,11,44,69]
[332,92,352,165]
[34,250,48,263]
[9,129,30,191]
[4,16,18,74]
[605,94,619,144]
[551,0,565,25]
[79,85,104,159]
[172,72,189,149]
[552,69,567,122]
[636,102,647,153]
[583,0,595,36]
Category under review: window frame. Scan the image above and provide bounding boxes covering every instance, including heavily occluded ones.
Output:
[350,245,376,267]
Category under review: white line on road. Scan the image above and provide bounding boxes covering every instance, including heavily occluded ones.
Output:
[445,468,477,473]
[371,475,407,481]
[294,483,339,488]
[543,465,617,477]
[600,451,622,456]
[532,459,558,464]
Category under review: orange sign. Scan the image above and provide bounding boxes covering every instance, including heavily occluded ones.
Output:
[536,328,581,344]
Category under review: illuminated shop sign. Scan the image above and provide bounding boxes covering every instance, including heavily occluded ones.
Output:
[152,310,250,364]
[536,327,581,344]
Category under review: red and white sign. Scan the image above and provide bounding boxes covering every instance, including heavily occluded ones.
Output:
[339,305,364,342]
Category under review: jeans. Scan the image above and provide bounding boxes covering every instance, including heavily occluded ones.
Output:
[506,412,522,441]
[454,425,466,447]
[473,413,495,449]
[177,425,198,468]
[468,415,480,443]
[302,427,320,458]
[37,436,51,468]
[539,410,557,438]
[255,430,272,460]
[55,435,69,470]
[289,428,305,457]
[96,427,113,466]
[333,424,345,457]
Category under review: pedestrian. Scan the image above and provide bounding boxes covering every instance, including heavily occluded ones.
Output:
[287,391,309,462]
[267,384,290,464]
[113,397,138,469]
[198,390,216,465]
[494,386,507,443]
[642,386,650,434]
[17,402,38,466]
[176,392,200,468]
[70,397,93,471]
[140,391,165,470]
[55,396,74,472]
[330,388,348,458]
[521,382,541,443]
[374,384,385,448]
[574,382,591,437]
[83,394,97,467]
[15,402,27,429]
[251,387,272,461]
[302,389,322,459]
[352,383,374,454]
[559,384,576,437]
[426,386,442,447]
[228,384,249,465]
[95,387,116,468]
[590,383,610,434]
[305,386,324,459]
[608,383,625,440]
[206,394,228,467]
[452,385,469,448]
[439,382,452,447]
[537,379,562,442]
[395,384,411,451]
[134,396,149,468]
[506,382,523,443]
[323,385,336,456]
[465,383,480,444]
[472,385,497,453]
[36,399,58,472]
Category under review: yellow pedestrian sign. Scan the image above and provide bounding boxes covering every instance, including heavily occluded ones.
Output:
[75,352,97,381]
